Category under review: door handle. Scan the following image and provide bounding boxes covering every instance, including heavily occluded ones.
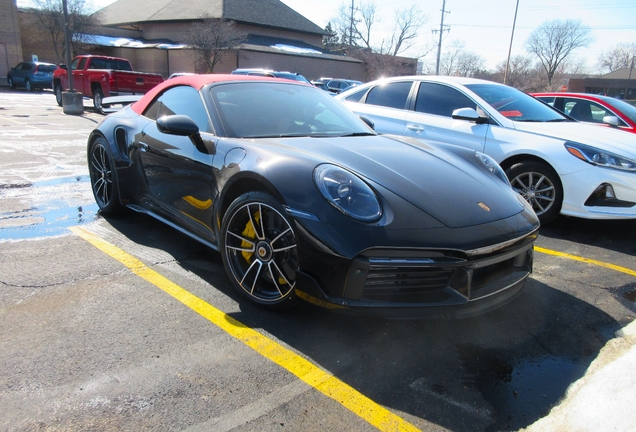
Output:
[138,142,149,152]
[406,124,425,133]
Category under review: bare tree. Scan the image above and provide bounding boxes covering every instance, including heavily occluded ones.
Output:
[382,5,426,56]
[494,55,533,89]
[330,2,427,57]
[354,2,377,50]
[597,42,636,73]
[438,40,484,77]
[184,15,246,73]
[525,19,592,87]
[31,0,98,64]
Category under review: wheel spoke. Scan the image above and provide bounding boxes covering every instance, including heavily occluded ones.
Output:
[224,199,298,304]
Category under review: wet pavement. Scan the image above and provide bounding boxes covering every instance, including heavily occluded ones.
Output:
[1,88,635,431]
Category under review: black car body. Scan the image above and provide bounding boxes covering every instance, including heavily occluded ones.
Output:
[87,75,539,318]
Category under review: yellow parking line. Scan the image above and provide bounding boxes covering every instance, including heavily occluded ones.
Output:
[69,226,420,432]
[535,246,636,277]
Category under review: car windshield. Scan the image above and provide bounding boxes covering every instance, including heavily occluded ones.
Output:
[209,82,375,138]
[600,95,636,123]
[466,83,567,122]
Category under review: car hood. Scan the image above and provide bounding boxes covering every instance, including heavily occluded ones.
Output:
[512,121,636,157]
[278,134,527,228]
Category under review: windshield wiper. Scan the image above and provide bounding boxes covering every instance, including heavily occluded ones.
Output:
[338,132,376,137]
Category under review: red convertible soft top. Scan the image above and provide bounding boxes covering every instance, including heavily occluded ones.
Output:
[130,74,303,114]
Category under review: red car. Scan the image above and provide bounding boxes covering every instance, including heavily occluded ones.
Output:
[532,92,636,134]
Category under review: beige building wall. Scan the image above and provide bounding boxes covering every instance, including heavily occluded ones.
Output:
[1,0,23,84]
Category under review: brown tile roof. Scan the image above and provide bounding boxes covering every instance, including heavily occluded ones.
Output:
[97,0,326,35]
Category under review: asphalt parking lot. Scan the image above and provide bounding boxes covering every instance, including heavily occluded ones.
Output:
[1,88,635,431]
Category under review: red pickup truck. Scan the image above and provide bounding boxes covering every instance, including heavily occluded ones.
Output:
[53,55,164,112]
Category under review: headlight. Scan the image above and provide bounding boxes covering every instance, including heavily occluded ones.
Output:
[314,164,382,222]
[565,142,636,172]
[475,151,510,186]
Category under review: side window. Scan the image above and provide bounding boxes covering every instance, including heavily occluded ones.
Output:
[78,58,87,70]
[537,96,555,106]
[365,81,412,109]
[415,83,476,117]
[22,63,33,71]
[144,86,211,133]
[344,87,368,103]
[70,58,80,71]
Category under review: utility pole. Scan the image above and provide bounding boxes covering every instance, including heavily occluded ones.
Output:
[432,0,450,75]
[504,0,520,85]
[348,0,359,46]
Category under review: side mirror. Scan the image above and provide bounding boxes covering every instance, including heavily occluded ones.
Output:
[60,64,67,70]
[359,116,375,130]
[603,115,620,127]
[452,107,489,124]
[157,115,214,154]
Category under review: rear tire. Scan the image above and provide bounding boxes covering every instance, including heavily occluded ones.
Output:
[88,137,127,217]
[506,161,563,224]
[93,88,104,112]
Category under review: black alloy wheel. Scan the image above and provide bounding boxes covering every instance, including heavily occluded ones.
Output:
[221,192,300,310]
[506,160,563,224]
[88,137,126,216]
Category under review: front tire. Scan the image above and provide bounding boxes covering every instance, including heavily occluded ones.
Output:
[88,137,126,217]
[221,192,300,310]
[506,161,563,224]
[54,84,63,106]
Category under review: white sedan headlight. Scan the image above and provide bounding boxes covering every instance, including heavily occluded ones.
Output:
[565,142,636,172]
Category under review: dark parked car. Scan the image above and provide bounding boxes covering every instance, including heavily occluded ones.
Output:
[324,78,363,94]
[7,61,58,91]
[231,68,311,84]
[87,74,538,318]
[533,92,636,134]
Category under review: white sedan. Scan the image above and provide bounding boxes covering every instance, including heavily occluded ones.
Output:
[336,76,636,223]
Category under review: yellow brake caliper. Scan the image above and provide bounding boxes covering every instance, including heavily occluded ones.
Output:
[241,210,260,262]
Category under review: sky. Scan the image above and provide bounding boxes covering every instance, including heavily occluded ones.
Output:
[18,0,636,71]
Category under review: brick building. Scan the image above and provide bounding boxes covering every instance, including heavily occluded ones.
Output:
[0,0,23,86]
[568,67,636,100]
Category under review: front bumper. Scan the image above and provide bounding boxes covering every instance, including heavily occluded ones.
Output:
[560,166,636,219]
[295,229,537,319]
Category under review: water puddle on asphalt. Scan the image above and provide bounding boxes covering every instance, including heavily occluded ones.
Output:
[457,344,590,430]
[0,175,98,240]
[623,291,636,303]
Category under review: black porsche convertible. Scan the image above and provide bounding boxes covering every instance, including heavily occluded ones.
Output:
[87,74,539,318]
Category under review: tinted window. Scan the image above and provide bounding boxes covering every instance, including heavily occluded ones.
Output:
[70,58,81,70]
[22,63,33,71]
[415,83,476,117]
[343,87,367,103]
[38,65,57,73]
[365,81,412,109]
[144,85,211,133]
[78,58,87,70]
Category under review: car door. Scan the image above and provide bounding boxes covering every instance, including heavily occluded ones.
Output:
[13,63,29,85]
[136,85,219,242]
[343,80,413,134]
[402,82,489,152]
